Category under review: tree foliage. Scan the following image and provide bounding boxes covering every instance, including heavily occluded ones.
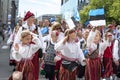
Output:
[80,0,120,25]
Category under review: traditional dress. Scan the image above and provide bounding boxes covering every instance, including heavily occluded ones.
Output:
[55,40,86,80]
[85,30,107,80]
[102,41,113,78]
[9,34,41,80]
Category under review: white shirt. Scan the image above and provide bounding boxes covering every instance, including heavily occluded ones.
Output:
[87,30,109,57]
[14,23,44,49]
[113,39,119,61]
[12,34,41,61]
[55,40,86,66]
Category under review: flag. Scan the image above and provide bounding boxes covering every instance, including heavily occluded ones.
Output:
[89,8,106,27]
[73,8,80,21]
[66,19,76,29]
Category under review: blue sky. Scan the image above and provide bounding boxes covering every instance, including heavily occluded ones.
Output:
[18,0,61,17]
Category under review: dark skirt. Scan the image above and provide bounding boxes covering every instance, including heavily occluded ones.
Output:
[44,64,55,80]
[102,57,113,78]
[85,57,101,80]
[77,64,85,78]
[59,64,77,80]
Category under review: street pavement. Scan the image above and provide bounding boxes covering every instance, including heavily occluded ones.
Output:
[0,37,11,80]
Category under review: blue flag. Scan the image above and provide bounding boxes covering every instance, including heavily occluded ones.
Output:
[73,8,80,21]
[89,8,105,16]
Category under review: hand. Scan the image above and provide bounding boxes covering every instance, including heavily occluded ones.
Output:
[92,27,97,32]
[114,61,119,66]
[39,58,43,64]
[14,43,19,51]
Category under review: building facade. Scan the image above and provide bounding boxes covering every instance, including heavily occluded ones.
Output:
[37,14,62,22]
[0,0,19,28]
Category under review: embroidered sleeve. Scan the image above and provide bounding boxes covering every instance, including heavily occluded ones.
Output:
[54,39,65,51]
[87,30,96,47]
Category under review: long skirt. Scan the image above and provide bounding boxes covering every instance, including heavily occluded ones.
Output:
[102,57,113,78]
[59,64,77,80]
[31,52,39,80]
[8,52,39,80]
[85,57,101,80]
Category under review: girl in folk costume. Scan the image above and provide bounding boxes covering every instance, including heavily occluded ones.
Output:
[44,30,59,80]
[85,27,107,80]
[9,30,42,80]
[102,32,114,79]
[113,26,120,79]
[13,11,43,79]
[55,29,86,80]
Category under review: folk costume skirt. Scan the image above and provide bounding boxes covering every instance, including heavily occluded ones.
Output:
[8,52,39,80]
[102,57,113,78]
[85,57,101,80]
[59,64,77,80]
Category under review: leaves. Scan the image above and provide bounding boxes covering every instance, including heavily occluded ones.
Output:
[80,0,120,25]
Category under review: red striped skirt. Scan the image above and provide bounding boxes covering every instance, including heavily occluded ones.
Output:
[8,52,39,80]
[59,64,77,80]
[102,57,113,78]
[85,57,101,80]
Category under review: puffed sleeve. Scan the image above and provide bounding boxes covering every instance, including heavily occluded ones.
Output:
[31,33,42,52]
[113,40,119,61]
[99,40,108,57]
[11,45,22,61]
[87,30,96,47]
[54,39,65,51]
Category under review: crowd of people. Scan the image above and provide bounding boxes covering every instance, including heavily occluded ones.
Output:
[6,11,120,80]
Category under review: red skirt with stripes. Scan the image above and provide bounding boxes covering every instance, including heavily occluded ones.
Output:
[102,57,113,78]
[8,52,39,80]
[59,64,77,80]
[85,57,102,80]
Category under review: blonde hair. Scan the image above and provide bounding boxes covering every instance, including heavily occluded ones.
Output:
[64,29,75,37]
[51,22,62,31]
[21,30,31,40]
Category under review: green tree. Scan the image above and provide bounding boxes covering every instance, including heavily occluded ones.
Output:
[80,0,120,25]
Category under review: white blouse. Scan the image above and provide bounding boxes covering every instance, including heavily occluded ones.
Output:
[14,23,44,49]
[113,39,119,61]
[87,30,109,57]
[12,35,41,61]
[55,40,86,66]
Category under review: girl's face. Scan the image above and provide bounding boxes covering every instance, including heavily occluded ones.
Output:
[22,35,32,45]
[83,31,89,40]
[69,32,77,40]
[94,31,101,43]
